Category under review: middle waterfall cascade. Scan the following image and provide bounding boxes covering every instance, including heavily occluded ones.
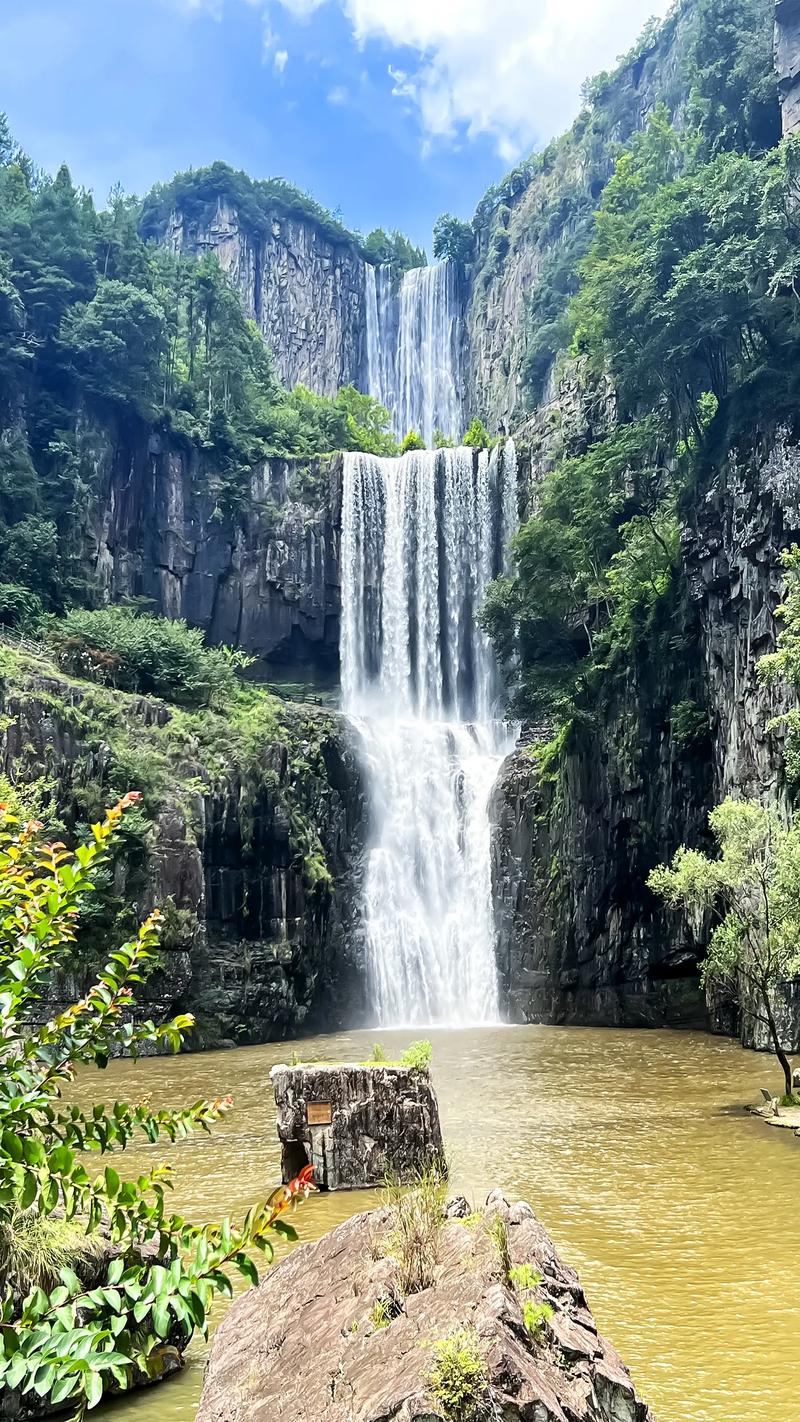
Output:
[341,442,519,1026]
[365,261,464,445]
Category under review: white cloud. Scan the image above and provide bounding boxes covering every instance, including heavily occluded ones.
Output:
[274,0,672,158]
[327,84,348,104]
[274,48,289,71]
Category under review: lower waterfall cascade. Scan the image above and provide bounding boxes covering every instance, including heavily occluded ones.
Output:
[341,442,519,1025]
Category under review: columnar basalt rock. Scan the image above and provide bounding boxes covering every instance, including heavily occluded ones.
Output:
[164,199,368,396]
[491,428,800,1051]
[83,416,343,672]
[776,0,800,134]
[270,1063,445,1190]
[0,661,369,1046]
[196,1191,656,1422]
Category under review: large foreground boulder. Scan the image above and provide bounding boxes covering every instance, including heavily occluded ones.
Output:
[197,1190,655,1421]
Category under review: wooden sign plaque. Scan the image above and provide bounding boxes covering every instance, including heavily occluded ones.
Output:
[307,1101,332,1126]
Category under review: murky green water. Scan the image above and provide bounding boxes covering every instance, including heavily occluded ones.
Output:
[72,1026,799,1422]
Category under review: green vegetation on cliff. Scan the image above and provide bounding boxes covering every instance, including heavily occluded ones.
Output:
[650,799,800,1094]
[139,159,426,273]
[0,127,397,620]
[484,0,799,756]
[463,0,781,410]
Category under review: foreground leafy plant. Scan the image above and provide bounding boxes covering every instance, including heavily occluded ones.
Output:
[0,794,312,1416]
[400,1040,432,1072]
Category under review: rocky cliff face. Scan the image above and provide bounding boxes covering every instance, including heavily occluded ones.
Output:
[0,654,368,1045]
[776,0,800,133]
[492,426,800,1049]
[165,199,368,395]
[491,596,712,1031]
[81,414,341,672]
[462,8,698,432]
[463,0,781,433]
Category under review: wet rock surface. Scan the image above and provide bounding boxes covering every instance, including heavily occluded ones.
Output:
[0,664,368,1046]
[271,1063,445,1190]
[491,427,800,1051]
[85,420,343,671]
[196,1190,655,1422]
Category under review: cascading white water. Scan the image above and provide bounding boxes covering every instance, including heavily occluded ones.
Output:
[341,442,518,1026]
[364,260,463,445]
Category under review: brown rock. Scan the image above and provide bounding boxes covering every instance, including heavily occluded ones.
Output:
[197,1191,655,1422]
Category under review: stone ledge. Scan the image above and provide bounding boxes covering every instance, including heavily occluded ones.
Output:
[270,1062,445,1190]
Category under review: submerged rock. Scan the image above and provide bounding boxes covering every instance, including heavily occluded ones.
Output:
[270,1062,445,1190]
[197,1190,655,1422]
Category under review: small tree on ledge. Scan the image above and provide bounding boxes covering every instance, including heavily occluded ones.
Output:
[648,798,800,1096]
[400,429,426,453]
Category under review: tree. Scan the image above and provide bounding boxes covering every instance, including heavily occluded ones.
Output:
[462,418,492,450]
[685,0,781,158]
[335,385,397,456]
[649,799,800,1095]
[400,430,425,453]
[363,229,426,274]
[432,214,475,266]
[60,280,165,412]
[0,795,314,1415]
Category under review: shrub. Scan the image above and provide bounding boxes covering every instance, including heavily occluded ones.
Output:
[509,1263,542,1291]
[400,430,426,453]
[462,418,493,450]
[427,1327,489,1421]
[0,583,43,630]
[487,1212,511,1280]
[400,1039,432,1072]
[523,1299,554,1340]
[370,1042,388,1063]
[0,794,313,1413]
[369,1297,393,1331]
[48,607,253,707]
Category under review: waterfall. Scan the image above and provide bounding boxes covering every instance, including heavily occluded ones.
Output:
[364,260,463,445]
[341,441,519,1026]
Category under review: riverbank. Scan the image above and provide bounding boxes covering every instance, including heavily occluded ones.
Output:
[86,1025,798,1422]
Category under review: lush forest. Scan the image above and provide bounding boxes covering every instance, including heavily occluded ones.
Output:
[481,0,800,769]
[0,125,402,626]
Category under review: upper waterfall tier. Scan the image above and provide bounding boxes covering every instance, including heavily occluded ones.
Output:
[341,443,518,726]
[365,262,464,445]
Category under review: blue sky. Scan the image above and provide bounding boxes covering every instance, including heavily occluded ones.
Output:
[0,0,671,250]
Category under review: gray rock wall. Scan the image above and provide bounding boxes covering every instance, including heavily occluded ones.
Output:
[83,415,341,670]
[492,427,800,1050]
[165,199,367,396]
[271,1063,445,1190]
[776,0,800,133]
[0,663,369,1046]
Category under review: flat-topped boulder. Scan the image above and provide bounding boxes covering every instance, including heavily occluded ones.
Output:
[197,1188,656,1422]
[270,1058,445,1190]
